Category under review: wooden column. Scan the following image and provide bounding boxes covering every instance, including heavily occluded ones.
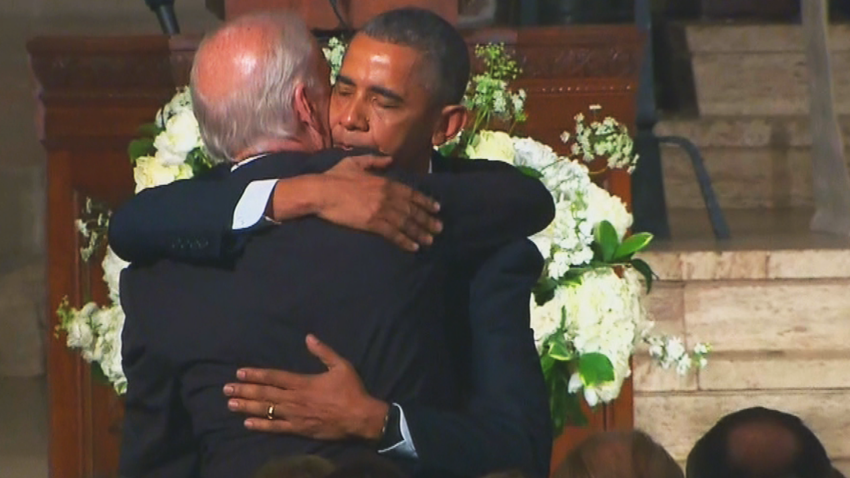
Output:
[28,26,642,477]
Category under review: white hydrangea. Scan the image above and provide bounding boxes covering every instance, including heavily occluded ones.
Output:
[533,268,651,406]
[102,247,129,305]
[155,86,193,129]
[585,182,633,242]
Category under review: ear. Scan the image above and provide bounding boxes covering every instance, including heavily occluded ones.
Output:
[431,105,469,146]
[293,83,315,129]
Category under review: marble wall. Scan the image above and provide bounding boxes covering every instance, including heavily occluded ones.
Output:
[0,0,219,377]
[634,248,850,474]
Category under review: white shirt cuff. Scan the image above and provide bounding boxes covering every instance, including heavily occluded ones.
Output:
[378,403,418,459]
[232,179,278,230]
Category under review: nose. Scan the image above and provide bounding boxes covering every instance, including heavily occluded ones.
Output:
[339,97,368,132]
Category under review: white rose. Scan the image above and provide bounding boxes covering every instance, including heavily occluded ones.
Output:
[66,318,94,350]
[134,156,193,193]
[465,130,516,164]
[153,109,202,166]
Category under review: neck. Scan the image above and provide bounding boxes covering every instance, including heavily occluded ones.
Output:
[234,137,316,163]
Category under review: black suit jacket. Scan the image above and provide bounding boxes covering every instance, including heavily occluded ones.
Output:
[404,155,552,478]
[118,149,554,478]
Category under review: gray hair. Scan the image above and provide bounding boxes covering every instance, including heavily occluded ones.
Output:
[191,12,319,163]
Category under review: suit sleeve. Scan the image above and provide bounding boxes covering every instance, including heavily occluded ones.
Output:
[402,240,552,478]
[408,161,555,252]
[119,270,200,477]
[108,165,254,264]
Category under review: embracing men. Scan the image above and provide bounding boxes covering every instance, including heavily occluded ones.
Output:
[115,8,553,478]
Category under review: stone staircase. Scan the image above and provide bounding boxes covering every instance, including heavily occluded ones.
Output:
[634,239,850,474]
[658,23,850,219]
[634,23,850,473]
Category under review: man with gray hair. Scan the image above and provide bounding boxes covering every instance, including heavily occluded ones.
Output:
[117,10,553,478]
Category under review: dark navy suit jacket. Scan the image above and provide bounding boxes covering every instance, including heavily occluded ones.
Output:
[113,149,553,478]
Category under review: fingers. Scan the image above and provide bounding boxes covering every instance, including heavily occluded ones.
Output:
[305,335,343,370]
[224,382,289,404]
[227,394,289,419]
[236,368,308,389]
[244,417,297,433]
[407,188,441,214]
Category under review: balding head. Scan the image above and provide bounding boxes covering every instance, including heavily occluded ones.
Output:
[190,12,330,163]
[687,407,833,478]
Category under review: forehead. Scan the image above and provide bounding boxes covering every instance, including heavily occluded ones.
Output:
[341,35,429,91]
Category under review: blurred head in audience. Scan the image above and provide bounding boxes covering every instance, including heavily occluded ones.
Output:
[325,454,409,478]
[480,471,528,478]
[190,11,332,163]
[555,430,683,478]
[253,455,335,478]
[686,407,832,478]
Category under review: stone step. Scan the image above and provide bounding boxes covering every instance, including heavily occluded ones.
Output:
[633,242,850,468]
[683,23,850,115]
[656,115,850,149]
[655,114,845,210]
[661,145,816,209]
[635,390,850,463]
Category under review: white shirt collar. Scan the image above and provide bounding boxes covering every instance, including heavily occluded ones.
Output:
[231,153,270,172]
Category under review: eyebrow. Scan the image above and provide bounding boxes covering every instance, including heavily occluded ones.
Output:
[336,74,404,104]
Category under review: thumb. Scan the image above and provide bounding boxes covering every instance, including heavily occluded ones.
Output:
[306,334,343,370]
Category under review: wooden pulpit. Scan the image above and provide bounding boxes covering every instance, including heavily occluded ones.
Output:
[28,26,643,478]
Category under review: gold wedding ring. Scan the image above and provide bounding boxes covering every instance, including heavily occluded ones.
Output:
[266,403,275,420]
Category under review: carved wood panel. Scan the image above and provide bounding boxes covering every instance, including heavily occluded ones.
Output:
[29,25,642,477]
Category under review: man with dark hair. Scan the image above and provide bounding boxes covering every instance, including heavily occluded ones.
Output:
[686,407,834,478]
[111,7,551,478]
[359,6,471,106]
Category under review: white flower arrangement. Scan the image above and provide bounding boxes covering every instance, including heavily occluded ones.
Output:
[465,128,710,430]
[564,106,639,174]
[58,88,208,394]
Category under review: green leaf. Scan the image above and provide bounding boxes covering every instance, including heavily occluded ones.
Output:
[548,333,571,362]
[630,258,656,294]
[540,353,556,381]
[516,165,543,180]
[128,138,154,163]
[137,122,162,138]
[578,352,615,386]
[613,232,654,262]
[549,365,569,433]
[533,277,559,305]
[564,391,589,428]
[594,220,620,262]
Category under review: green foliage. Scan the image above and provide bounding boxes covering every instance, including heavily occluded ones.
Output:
[613,232,653,262]
[630,258,656,294]
[516,166,544,180]
[594,221,619,262]
[128,138,155,164]
[578,353,615,386]
[456,44,528,155]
